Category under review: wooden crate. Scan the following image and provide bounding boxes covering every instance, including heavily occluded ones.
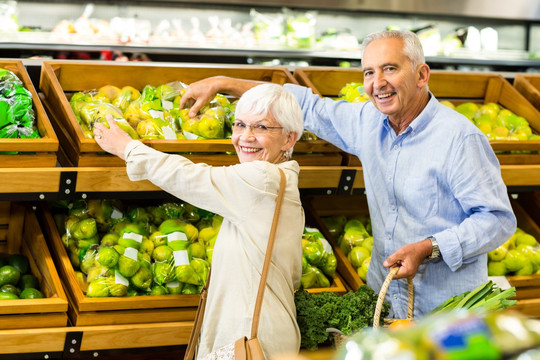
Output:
[0,60,58,167]
[39,61,343,167]
[0,202,68,329]
[39,204,199,326]
[514,74,540,111]
[294,68,540,165]
[508,197,540,317]
[39,203,342,326]
[303,194,370,291]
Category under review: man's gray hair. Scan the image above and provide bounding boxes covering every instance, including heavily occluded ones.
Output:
[361,30,426,70]
[236,83,304,160]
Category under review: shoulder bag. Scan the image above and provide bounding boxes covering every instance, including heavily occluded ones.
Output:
[184,168,287,360]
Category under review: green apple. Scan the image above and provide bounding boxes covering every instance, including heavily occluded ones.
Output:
[139,238,155,256]
[488,246,508,262]
[131,267,153,291]
[118,254,140,278]
[150,231,167,247]
[347,246,370,269]
[97,247,120,268]
[357,266,367,282]
[455,102,479,121]
[515,259,534,276]
[502,249,526,273]
[362,236,374,253]
[515,233,537,247]
[152,245,174,263]
[488,261,507,276]
[440,100,455,109]
[198,114,223,139]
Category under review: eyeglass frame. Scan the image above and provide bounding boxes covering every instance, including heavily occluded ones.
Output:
[231,120,284,135]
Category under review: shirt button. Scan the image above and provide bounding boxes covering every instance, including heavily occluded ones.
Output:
[393,294,398,299]
[387,234,391,240]
[391,205,396,211]
[393,145,399,150]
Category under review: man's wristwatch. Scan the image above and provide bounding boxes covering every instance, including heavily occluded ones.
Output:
[427,236,441,261]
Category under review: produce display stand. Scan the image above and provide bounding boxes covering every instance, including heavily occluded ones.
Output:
[39,61,343,168]
[1,63,540,358]
[294,68,540,166]
[0,60,58,167]
[0,202,68,329]
[514,74,540,111]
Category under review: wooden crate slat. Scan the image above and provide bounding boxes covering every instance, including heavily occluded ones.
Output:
[514,74,540,111]
[0,327,68,354]
[78,321,193,350]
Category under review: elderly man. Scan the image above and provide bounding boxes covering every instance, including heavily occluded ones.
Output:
[180,29,516,318]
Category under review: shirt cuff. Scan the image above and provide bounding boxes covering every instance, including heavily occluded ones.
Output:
[434,230,463,271]
[124,140,143,161]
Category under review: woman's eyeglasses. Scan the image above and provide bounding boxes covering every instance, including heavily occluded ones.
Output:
[232,121,283,135]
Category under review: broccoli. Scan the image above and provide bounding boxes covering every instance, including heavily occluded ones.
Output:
[294,285,389,350]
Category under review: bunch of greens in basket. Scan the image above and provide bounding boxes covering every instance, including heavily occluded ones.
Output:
[294,285,389,350]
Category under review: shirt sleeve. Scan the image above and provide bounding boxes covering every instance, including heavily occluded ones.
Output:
[434,133,517,271]
[284,83,369,155]
[124,140,278,224]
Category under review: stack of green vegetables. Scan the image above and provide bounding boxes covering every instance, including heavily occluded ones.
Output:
[429,280,517,315]
[0,68,39,141]
[69,81,236,141]
[53,199,220,297]
[300,227,337,289]
[294,286,389,350]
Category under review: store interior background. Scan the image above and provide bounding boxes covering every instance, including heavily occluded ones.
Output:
[3,0,540,73]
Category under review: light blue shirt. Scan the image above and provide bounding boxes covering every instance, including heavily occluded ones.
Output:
[285,84,516,318]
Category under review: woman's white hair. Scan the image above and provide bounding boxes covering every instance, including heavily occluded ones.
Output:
[361,29,425,70]
[235,83,304,160]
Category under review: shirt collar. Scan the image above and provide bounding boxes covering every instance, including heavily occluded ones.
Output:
[382,92,438,135]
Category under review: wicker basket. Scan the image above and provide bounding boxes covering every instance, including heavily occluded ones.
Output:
[329,266,414,348]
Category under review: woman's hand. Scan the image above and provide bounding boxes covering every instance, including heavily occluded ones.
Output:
[93,114,133,160]
[382,239,432,279]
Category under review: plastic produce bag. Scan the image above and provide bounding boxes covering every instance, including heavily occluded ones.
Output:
[0,68,38,140]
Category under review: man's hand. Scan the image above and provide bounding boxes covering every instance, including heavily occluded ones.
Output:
[180,77,222,118]
[180,76,264,118]
[383,239,432,279]
[93,114,133,160]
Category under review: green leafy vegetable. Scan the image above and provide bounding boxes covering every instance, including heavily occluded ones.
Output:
[295,285,389,350]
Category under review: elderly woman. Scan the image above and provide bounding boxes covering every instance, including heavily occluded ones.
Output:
[93,83,305,359]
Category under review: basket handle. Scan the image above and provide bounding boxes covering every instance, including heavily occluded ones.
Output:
[373,266,414,328]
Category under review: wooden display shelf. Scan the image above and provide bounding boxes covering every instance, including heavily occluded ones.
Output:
[39,61,342,167]
[514,74,540,111]
[0,202,68,329]
[0,60,58,167]
[0,164,538,200]
[294,68,540,166]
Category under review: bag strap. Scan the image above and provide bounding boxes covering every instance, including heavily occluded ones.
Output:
[250,167,286,339]
[184,270,211,360]
[184,167,287,359]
